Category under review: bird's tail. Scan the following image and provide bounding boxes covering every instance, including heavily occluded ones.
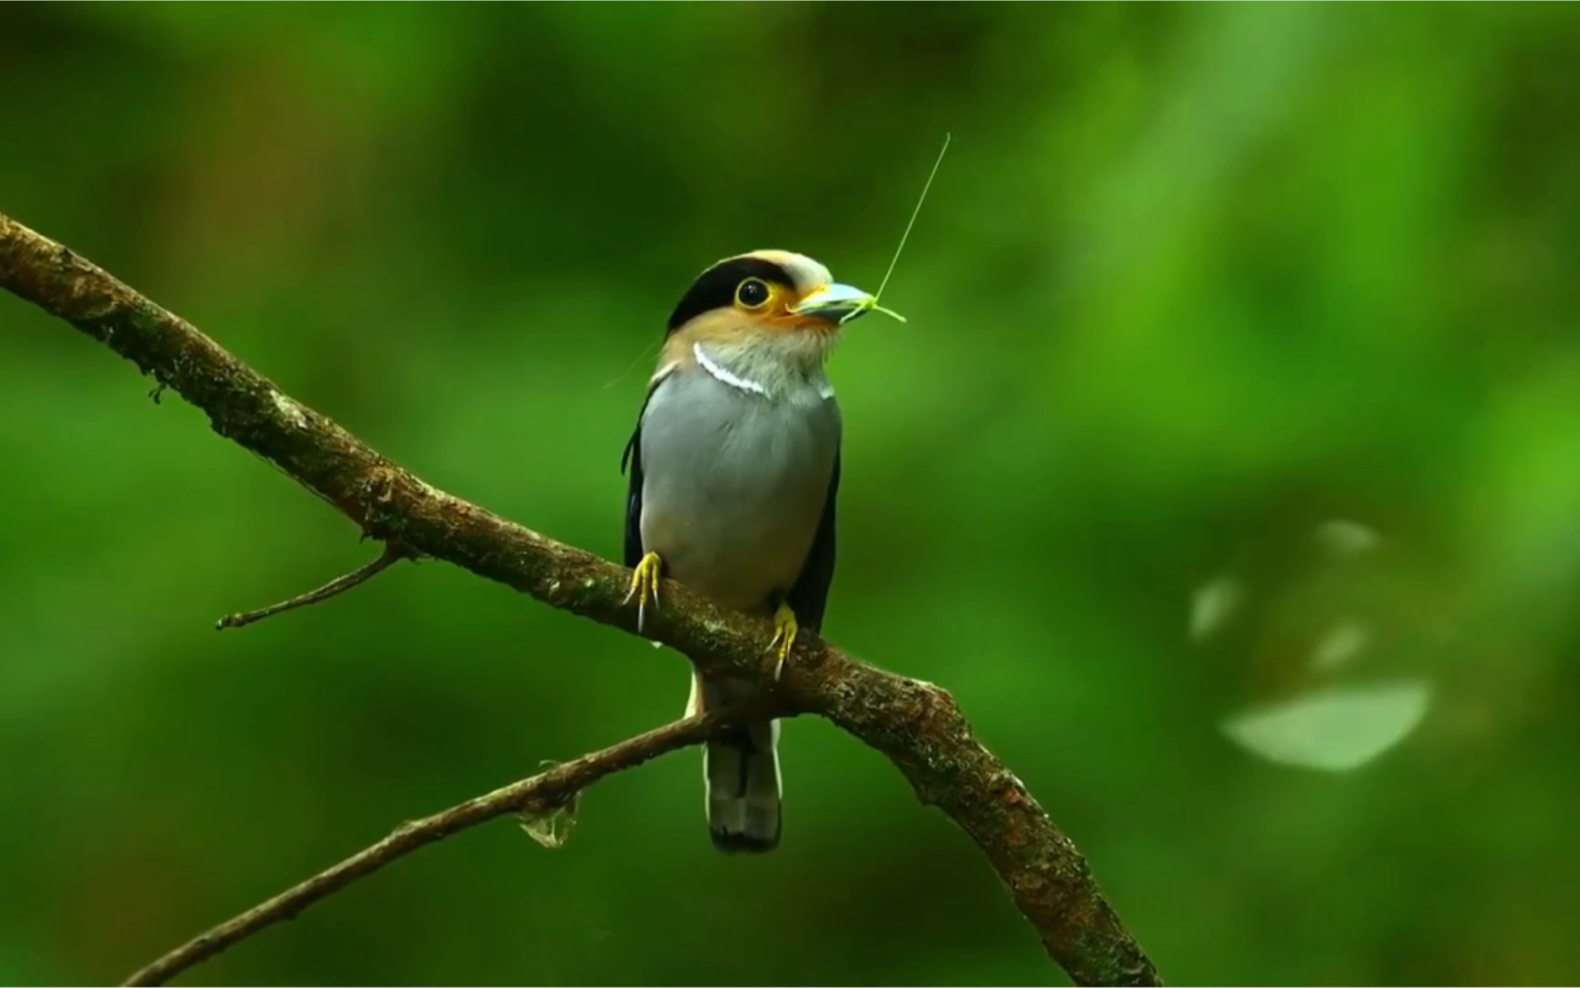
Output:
[688,672,781,853]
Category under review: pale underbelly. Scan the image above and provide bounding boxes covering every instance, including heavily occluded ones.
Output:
[642,492,825,614]
[638,379,837,615]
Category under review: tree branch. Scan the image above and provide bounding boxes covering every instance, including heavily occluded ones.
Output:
[120,714,724,987]
[0,208,1162,988]
[215,542,412,630]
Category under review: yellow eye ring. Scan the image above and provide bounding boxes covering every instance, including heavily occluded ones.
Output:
[735,277,772,310]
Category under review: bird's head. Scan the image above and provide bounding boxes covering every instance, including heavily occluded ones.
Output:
[662,250,888,372]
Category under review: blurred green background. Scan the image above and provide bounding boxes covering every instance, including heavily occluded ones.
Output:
[4,3,1580,985]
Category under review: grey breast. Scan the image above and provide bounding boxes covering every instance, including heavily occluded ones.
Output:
[638,367,841,615]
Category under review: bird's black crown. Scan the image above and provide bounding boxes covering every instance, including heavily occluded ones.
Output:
[666,256,798,334]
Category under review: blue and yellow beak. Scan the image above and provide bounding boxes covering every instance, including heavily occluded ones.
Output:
[791,283,905,326]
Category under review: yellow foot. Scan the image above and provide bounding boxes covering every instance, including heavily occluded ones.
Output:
[622,552,663,634]
[766,600,799,682]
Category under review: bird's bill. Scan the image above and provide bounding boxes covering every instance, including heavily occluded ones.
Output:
[790,283,879,325]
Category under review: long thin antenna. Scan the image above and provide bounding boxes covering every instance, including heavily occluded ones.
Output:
[875,132,951,303]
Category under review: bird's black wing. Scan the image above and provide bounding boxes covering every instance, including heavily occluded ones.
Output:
[787,450,841,635]
[622,373,670,568]
[621,419,645,569]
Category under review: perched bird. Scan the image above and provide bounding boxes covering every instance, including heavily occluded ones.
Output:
[620,250,878,853]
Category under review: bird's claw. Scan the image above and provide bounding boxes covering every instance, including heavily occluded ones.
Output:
[766,601,799,682]
[623,552,663,634]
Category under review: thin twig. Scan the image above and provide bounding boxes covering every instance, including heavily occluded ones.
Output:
[215,543,410,630]
[0,208,1162,988]
[120,714,723,987]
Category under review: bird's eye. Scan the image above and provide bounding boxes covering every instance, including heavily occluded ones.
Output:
[736,278,771,309]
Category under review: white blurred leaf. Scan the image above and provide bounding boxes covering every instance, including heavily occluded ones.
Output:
[1310,618,1372,671]
[1221,679,1432,771]
[1314,519,1381,558]
[1190,575,1245,643]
